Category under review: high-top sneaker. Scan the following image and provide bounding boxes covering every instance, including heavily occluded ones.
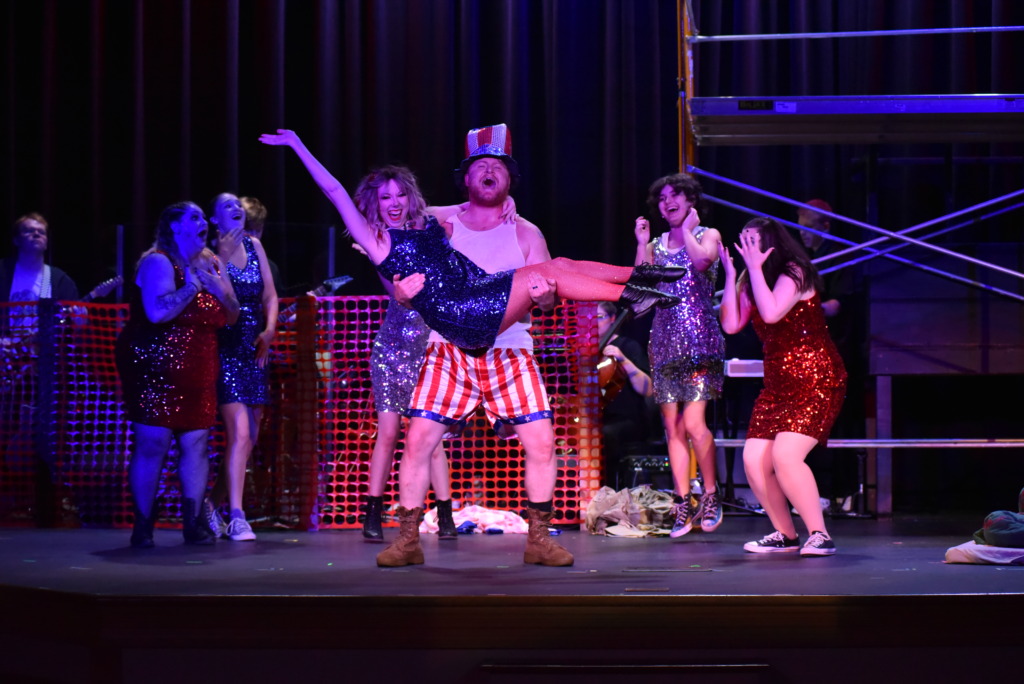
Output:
[181,497,215,545]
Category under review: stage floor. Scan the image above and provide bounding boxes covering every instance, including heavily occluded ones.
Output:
[0,513,1018,598]
[2,513,1022,684]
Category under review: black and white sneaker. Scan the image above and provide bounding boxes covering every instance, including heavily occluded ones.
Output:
[743,530,800,553]
[800,530,836,556]
[669,499,696,538]
[699,490,723,533]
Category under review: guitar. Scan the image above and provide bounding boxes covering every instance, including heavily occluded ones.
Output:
[278,275,353,323]
[81,275,123,302]
[596,308,634,407]
[1,275,123,386]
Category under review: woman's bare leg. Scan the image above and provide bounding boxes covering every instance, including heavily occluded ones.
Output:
[428,441,451,499]
[368,411,402,497]
[660,402,693,498]
[772,431,828,536]
[499,260,630,331]
[743,438,797,538]
[682,401,717,494]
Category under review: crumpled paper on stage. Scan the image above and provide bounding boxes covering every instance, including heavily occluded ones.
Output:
[420,504,529,534]
[585,485,676,537]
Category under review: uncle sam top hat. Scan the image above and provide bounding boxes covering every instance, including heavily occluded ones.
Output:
[454,123,520,187]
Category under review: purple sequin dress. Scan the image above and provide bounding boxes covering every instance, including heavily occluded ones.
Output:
[648,228,725,404]
[370,298,429,413]
[375,216,513,350]
[748,294,847,444]
[217,236,269,406]
[115,255,227,430]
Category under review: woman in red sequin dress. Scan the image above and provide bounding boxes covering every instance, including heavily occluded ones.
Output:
[720,217,846,557]
[116,202,240,548]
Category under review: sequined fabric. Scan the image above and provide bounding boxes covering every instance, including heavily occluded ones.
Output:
[375,216,513,350]
[370,297,430,413]
[217,236,270,406]
[116,255,228,430]
[648,228,725,404]
[748,294,847,444]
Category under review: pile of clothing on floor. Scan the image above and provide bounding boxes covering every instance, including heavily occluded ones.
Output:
[945,487,1024,565]
[585,485,679,536]
[420,504,529,535]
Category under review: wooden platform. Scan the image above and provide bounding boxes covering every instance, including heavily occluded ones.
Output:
[1,513,1021,683]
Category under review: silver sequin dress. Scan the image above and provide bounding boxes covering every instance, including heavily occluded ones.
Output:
[217,236,270,406]
[648,228,725,404]
[370,298,430,413]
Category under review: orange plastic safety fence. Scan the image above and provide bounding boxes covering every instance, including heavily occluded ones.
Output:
[0,297,603,530]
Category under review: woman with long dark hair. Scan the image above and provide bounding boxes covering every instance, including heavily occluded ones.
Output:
[719,217,846,557]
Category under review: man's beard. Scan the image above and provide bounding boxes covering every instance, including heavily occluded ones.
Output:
[469,184,509,207]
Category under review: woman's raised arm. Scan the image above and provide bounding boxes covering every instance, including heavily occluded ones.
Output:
[259,129,389,264]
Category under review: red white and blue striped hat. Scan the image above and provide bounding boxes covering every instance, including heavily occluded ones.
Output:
[455,123,520,185]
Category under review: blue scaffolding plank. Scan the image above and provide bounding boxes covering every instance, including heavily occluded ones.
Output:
[688,94,1024,145]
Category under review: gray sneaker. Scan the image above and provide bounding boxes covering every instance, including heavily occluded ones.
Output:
[226,517,256,542]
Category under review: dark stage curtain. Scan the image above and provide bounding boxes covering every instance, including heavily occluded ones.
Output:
[0,0,679,292]
[2,1,1023,512]
[1,0,1021,287]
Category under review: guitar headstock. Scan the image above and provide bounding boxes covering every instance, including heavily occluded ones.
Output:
[310,275,353,297]
[84,275,124,302]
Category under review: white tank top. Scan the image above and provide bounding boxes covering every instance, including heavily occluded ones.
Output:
[427,214,533,349]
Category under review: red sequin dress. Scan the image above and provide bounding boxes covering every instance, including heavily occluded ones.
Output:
[116,256,228,431]
[748,294,847,444]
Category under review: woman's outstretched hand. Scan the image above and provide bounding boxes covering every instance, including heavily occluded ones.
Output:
[194,256,231,299]
[719,241,736,278]
[682,207,700,233]
[500,196,518,225]
[259,129,300,147]
[634,216,650,245]
[735,231,773,271]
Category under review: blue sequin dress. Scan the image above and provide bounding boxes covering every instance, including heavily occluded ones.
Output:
[648,228,725,404]
[370,297,430,413]
[217,236,270,406]
[375,216,513,350]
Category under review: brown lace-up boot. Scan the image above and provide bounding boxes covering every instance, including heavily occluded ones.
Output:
[376,506,425,567]
[523,508,574,567]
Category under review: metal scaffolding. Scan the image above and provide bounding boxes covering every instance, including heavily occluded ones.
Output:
[677,1,1024,515]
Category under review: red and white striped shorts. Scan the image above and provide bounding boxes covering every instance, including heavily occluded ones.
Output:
[406,342,552,432]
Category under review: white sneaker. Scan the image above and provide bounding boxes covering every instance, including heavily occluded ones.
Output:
[800,530,836,557]
[226,517,256,542]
